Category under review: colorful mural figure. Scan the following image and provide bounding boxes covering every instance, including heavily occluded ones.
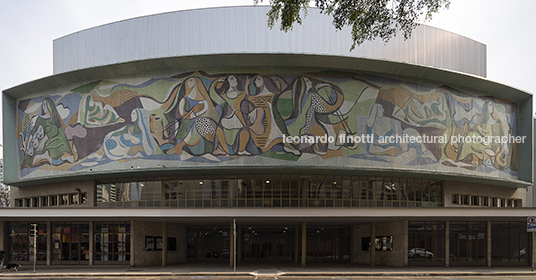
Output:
[17,71,520,178]
[102,108,160,160]
[441,97,516,170]
[20,98,74,168]
[163,77,222,156]
[273,77,350,156]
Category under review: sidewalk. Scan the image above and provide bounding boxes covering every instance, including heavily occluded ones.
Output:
[0,262,535,277]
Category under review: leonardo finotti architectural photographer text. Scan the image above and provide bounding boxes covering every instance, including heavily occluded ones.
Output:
[282,134,526,145]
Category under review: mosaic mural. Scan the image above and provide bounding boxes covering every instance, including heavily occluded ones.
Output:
[17,71,519,178]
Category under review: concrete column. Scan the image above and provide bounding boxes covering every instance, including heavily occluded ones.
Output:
[301,221,306,267]
[351,226,355,263]
[0,221,7,268]
[445,221,449,268]
[162,222,167,267]
[89,221,94,265]
[237,225,242,263]
[46,221,52,266]
[230,220,234,268]
[295,225,299,263]
[532,231,536,270]
[370,222,376,267]
[130,221,135,267]
[402,220,409,267]
[182,226,188,263]
[487,221,492,267]
[0,221,6,261]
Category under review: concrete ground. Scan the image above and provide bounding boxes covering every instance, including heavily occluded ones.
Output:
[0,263,535,278]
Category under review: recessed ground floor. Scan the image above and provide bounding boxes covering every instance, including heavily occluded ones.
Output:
[1,208,534,268]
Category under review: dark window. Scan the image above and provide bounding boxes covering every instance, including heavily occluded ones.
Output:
[51,196,58,206]
[70,193,79,204]
[471,196,479,206]
[460,195,469,205]
[60,195,69,205]
[32,197,39,207]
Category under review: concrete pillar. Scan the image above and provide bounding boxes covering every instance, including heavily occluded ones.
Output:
[402,220,409,267]
[89,221,94,265]
[237,225,242,263]
[162,222,167,267]
[181,226,188,263]
[487,221,492,267]
[46,221,52,266]
[295,225,299,263]
[445,221,449,268]
[370,222,376,267]
[130,221,135,267]
[351,226,355,263]
[230,220,234,268]
[0,221,6,260]
[301,221,306,267]
[532,231,536,270]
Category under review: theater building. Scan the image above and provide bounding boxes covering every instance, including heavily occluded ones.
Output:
[1,6,534,268]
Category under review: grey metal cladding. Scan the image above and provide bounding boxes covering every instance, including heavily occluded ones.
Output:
[53,6,486,77]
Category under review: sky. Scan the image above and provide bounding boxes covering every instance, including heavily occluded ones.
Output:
[0,0,535,153]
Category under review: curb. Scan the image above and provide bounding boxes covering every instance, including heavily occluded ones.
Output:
[1,271,536,278]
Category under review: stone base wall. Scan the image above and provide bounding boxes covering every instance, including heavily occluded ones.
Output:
[352,220,408,267]
[132,221,186,267]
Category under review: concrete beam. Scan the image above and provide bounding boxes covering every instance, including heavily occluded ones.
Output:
[1,207,535,221]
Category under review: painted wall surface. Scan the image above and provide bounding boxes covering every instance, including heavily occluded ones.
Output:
[17,71,520,180]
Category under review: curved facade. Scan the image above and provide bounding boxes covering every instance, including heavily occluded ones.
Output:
[2,6,534,268]
[52,6,486,77]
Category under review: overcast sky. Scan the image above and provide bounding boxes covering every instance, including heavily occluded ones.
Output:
[0,0,535,152]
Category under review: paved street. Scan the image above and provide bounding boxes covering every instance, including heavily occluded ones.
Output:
[2,276,536,280]
[0,263,535,279]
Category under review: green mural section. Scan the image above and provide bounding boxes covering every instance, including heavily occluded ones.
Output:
[17,71,520,179]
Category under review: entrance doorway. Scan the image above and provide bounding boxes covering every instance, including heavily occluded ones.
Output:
[241,226,295,262]
[307,226,350,262]
[449,222,486,266]
[188,226,230,261]
[52,222,90,264]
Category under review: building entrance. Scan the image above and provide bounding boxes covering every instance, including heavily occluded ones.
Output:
[449,222,486,266]
[241,226,295,262]
[52,222,90,264]
[188,226,231,261]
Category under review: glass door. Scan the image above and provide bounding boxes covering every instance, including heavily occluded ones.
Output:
[241,226,295,262]
[52,223,89,264]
